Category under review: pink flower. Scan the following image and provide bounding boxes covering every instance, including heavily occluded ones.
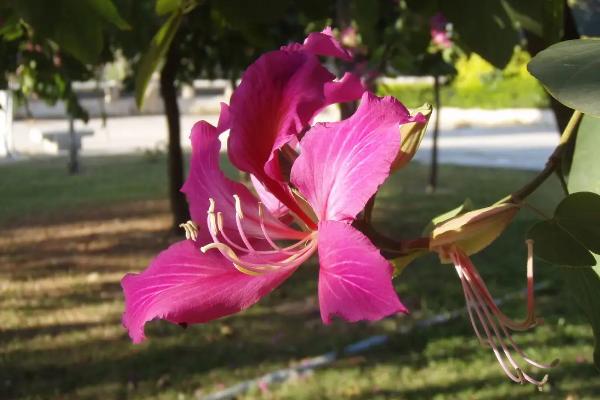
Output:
[340,26,359,49]
[121,28,423,343]
[430,12,452,48]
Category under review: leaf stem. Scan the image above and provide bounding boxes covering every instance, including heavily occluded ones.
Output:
[502,110,582,204]
[555,167,570,197]
[521,202,552,220]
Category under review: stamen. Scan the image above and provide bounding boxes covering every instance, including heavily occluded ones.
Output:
[207,198,218,236]
[179,220,199,241]
[215,212,253,253]
[525,239,535,322]
[201,239,316,276]
[258,202,293,253]
[451,247,556,389]
[233,194,244,218]
[455,265,487,346]
[455,262,524,383]
[458,249,539,331]
[233,195,256,252]
[201,197,318,276]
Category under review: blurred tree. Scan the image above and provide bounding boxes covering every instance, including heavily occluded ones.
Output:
[132,0,334,230]
[126,0,575,227]
[0,0,129,173]
[0,0,129,121]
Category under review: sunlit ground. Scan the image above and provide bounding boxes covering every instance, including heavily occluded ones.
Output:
[0,154,597,400]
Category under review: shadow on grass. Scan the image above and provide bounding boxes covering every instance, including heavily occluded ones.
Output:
[1,156,597,400]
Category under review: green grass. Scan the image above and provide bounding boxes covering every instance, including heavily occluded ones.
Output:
[0,155,167,224]
[1,154,598,400]
[378,79,549,110]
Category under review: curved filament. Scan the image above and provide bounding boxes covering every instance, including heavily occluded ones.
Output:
[201,197,317,275]
[450,244,558,390]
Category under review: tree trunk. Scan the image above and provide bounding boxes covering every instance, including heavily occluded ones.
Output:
[428,74,441,192]
[160,41,190,231]
[67,117,79,174]
[336,0,359,120]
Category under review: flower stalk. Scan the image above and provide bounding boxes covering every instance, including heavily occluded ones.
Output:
[503,110,582,204]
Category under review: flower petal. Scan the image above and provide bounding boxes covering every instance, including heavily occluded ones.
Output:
[181,118,303,243]
[122,240,296,343]
[324,72,365,105]
[227,30,365,227]
[283,27,353,61]
[216,102,231,132]
[317,220,407,323]
[227,50,334,226]
[291,92,412,222]
[251,174,289,219]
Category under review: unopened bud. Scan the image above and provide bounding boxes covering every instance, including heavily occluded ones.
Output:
[430,203,519,262]
[391,103,432,172]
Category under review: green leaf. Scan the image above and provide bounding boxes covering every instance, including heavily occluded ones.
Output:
[11,0,126,64]
[423,198,474,235]
[562,265,600,371]
[564,114,600,370]
[440,0,520,68]
[392,250,427,277]
[555,192,600,253]
[52,4,103,64]
[540,0,564,45]
[87,0,131,30]
[156,0,182,16]
[527,130,600,266]
[528,220,596,266]
[503,0,563,44]
[214,0,291,26]
[568,116,600,194]
[528,39,600,117]
[134,10,183,109]
[351,0,379,48]
[503,0,544,37]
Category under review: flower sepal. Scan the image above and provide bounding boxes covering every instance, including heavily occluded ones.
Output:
[391,103,432,172]
[429,203,519,263]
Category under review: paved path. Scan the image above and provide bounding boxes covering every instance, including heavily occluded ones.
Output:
[8,107,559,170]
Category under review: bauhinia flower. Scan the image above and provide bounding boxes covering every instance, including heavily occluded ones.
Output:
[430,12,452,49]
[121,28,424,343]
[429,203,559,388]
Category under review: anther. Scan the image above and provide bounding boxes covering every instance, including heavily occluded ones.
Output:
[179,220,199,241]
[216,212,224,232]
[233,194,244,219]
[207,198,218,236]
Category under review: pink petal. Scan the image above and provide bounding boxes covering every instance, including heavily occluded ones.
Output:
[291,92,412,222]
[251,174,289,219]
[283,27,353,61]
[227,49,344,227]
[122,240,297,343]
[181,118,303,243]
[216,102,231,133]
[317,220,407,323]
[324,72,365,105]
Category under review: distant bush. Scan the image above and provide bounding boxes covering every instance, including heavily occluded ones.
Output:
[378,50,549,109]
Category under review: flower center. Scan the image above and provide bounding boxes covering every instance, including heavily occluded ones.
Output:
[451,241,558,389]
[200,196,317,276]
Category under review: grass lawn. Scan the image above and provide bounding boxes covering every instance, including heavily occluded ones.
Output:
[0,154,598,400]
